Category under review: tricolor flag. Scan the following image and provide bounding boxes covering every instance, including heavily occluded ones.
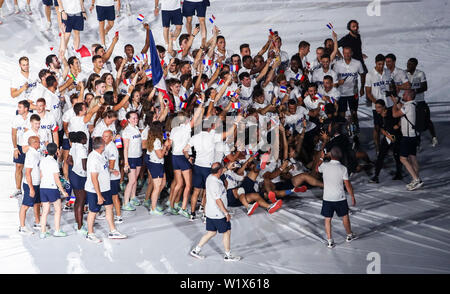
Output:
[330,97,336,103]
[148,29,170,108]
[179,93,188,102]
[280,85,287,93]
[306,62,311,69]
[230,65,239,72]
[52,125,59,132]
[226,91,237,97]
[326,22,334,30]
[200,82,207,91]
[320,104,325,111]
[217,79,224,85]
[269,28,275,36]
[180,102,188,109]
[203,59,212,66]
[137,14,145,22]
[295,73,306,82]
[145,69,152,78]
[276,98,281,106]
[215,63,223,69]
[313,93,323,100]
[141,53,148,60]
[177,49,183,54]
[67,73,77,84]
[123,79,132,85]
[196,98,203,105]
[132,55,141,63]
[232,102,241,109]
[68,195,75,205]
[209,15,216,24]
[161,60,165,67]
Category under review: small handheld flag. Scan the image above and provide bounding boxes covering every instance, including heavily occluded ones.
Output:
[313,93,323,100]
[196,98,203,105]
[330,97,336,103]
[209,15,216,24]
[320,104,325,111]
[145,69,152,78]
[295,73,306,82]
[177,49,183,54]
[137,14,145,22]
[200,82,207,91]
[276,98,281,106]
[52,125,59,132]
[226,91,238,97]
[115,31,119,37]
[68,195,75,205]
[123,79,132,85]
[279,85,287,94]
[141,53,148,60]
[180,102,188,109]
[306,62,311,69]
[132,55,141,63]
[114,137,123,148]
[217,79,224,85]
[202,59,213,66]
[179,93,188,102]
[232,102,241,109]
[230,65,239,72]
[269,28,275,36]
[326,22,334,31]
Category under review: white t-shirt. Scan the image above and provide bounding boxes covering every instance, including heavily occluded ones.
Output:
[23,147,41,186]
[104,141,121,181]
[28,83,47,105]
[85,150,111,193]
[12,113,31,146]
[62,108,75,139]
[318,160,348,202]
[70,142,88,177]
[60,0,82,14]
[122,125,142,158]
[400,101,417,138]
[96,0,114,7]
[170,122,191,156]
[10,71,38,101]
[312,68,338,87]
[304,95,325,111]
[23,129,50,154]
[148,138,164,164]
[407,69,426,103]
[68,115,90,145]
[39,112,57,142]
[365,68,393,110]
[334,59,364,97]
[284,106,316,134]
[205,174,228,219]
[39,156,60,189]
[92,119,117,138]
[160,0,181,10]
[42,89,62,128]
[239,79,258,110]
[224,170,245,190]
[188,130,222,168]
[318,86,341,103]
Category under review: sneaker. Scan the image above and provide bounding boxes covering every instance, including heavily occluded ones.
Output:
[18,226,34,235]
[149,208,164,216]
[174,202,182,211]
[137,178,144,188]
[189,211,196,221]
[293,185,307,193]
[116,8,121,17]
[168,207,179,215]
[33,222,45,231]
[179,208,190,218]
[53,230,67,237]
[143,199,151,209]
[14,5,20,14]
[267,199,283,214]
[408,179,424,191]
[392,173,403,181]
[114,215,123,224]
[165,199,170,207]
[268,191,276,204]
[122,202,136,211]
[130,197,141,206]
[119,182,126,192]
[86,233,102,243]
[63,205,72,212]
[368,176,379,184]
[346,233,357,242]
[77,226,88,236]
[97,210,106,220]
[198,205,204,213]
[25,4,32,15]
[40,231,51,239]
[432,137,438,147]
[201,213,206,224]
[327,239,336,248]
[190,249,205,260]
[156,204,164,212]
[247,202,259,216]
[224,253,241,262]
[10,189,22,198]
[45,21,51,30]
[108,230,127,239]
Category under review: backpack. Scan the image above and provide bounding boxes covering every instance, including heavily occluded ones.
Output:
[414,102,429,132]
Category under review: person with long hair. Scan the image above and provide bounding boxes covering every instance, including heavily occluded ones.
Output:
[121,111,143,211]
[39,143,69,239]
[67,131,88,236]
[101,73,117,96]
[145,122,171,215]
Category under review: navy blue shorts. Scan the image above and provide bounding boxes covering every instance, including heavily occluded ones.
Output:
[87,190,112,213]
[162,9,183,27]
[275,181,294,191]
[338,95,359,113]
[42,0,58,6]
[241,177,257,194]
[227,189,242,207]
[40,188,60,203]
[96,5,115,22]
[206,217,231,233]
[62,138,70,150]
[182,0,207,17]
[172,155,191,171]
[22,184,41,207]
[400,136,418,157]
[13,145,25,164]
[69,169,86,190]
[110,179,120,195]
[128,157,142,169]
[321,199,349,218]
[146,159,164,179]
[63,14,84,33]
[192,165,211,189]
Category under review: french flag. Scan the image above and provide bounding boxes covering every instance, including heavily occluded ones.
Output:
[145,69,152,78]
[209,15,216,24]
[203,59,212,66]
[280,85,287,93]
[215,63,223,69]
[141,53,148,60]
[200,82,207,91]
[132,55,141,63]
[217,79,224,85]
[313,93,323,101]
[52,125,59,132]
[180,102,188,109]
[269,28,275,36]
[330,97,336,103]
[196,98,203,104]
[226,91,237,97]
[326,22,334,30]
[295,73,305,82]
[230,65,239,72]
[123,79,132,85]
[276,98,281,106]
[179,93,188,102]
[148,29,170,103]
[232,102,241,109]
[137,14,144,22]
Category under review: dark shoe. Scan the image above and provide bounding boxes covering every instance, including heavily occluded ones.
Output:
[392,174,403,181]
[368,176,379,184]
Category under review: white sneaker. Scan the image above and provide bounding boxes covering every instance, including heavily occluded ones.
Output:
[408,179,424,191]
[97,210,106,220]
[14,5,20,14]
[114,215,123,224]
[346,233,357,242]
[327,239,336,248]
[190,249,205,260]
[224,253,241,262]
[10,189,22,198]
[432,137,438,147]
[108,230,127,239]
[18,226,34,235]
[45,21,52,30]
[25,4,32,15]
[86,233,102,243]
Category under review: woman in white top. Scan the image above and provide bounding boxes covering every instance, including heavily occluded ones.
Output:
[67,131,89,235]
[121,111,143,210]
[145,123,171,215]
[39,143,69,239]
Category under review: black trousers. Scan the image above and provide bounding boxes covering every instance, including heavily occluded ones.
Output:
[374,137,402,177]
